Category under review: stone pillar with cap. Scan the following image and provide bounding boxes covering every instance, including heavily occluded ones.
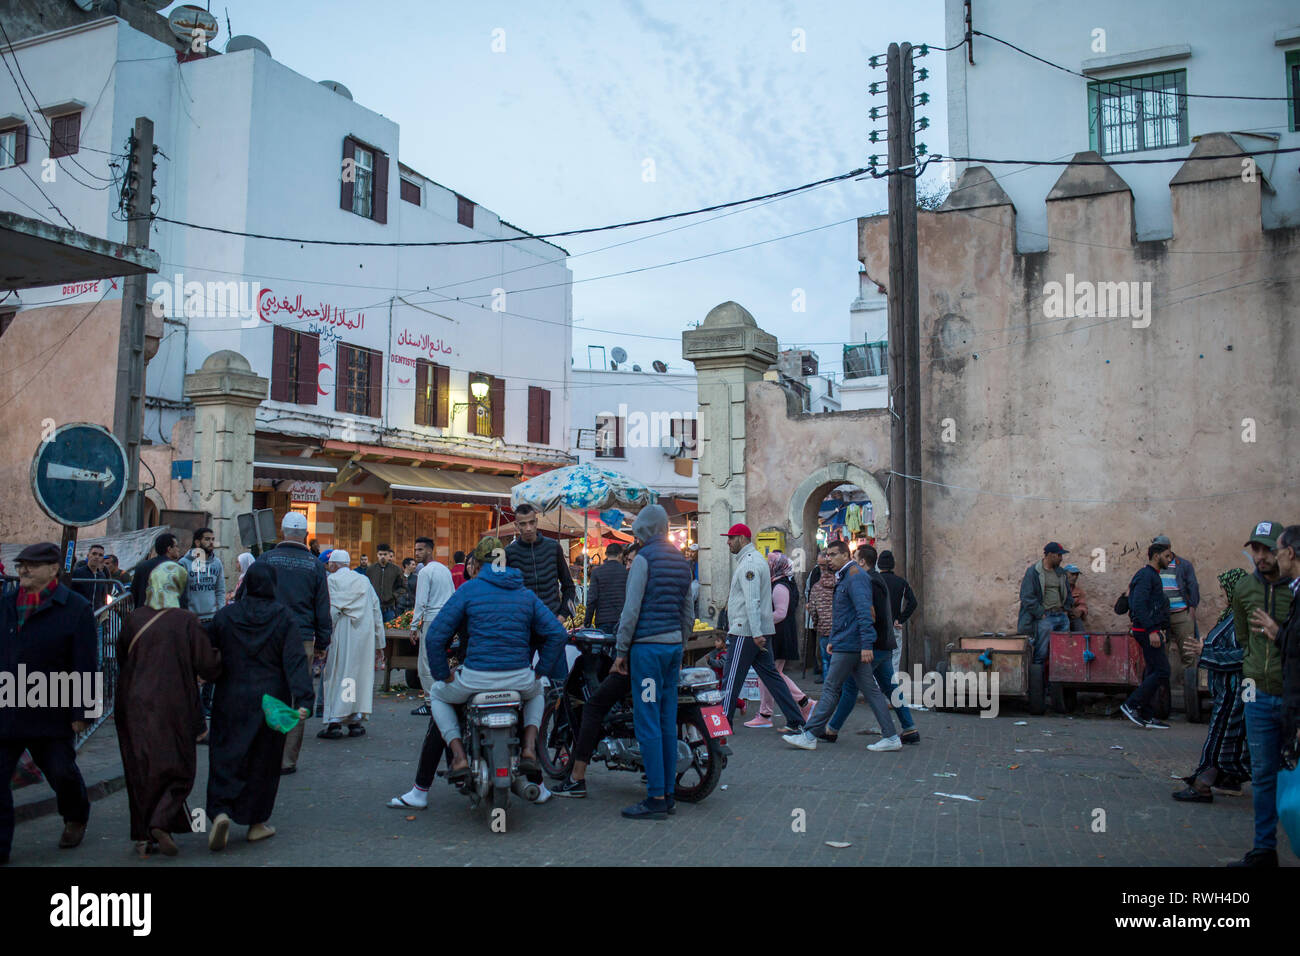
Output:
[183,351,268,577]
[682,301,778,621]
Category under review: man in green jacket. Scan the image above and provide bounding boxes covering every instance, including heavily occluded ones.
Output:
[1228,520,1294,868]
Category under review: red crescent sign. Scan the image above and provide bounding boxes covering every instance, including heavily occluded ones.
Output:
[317,363,331,395]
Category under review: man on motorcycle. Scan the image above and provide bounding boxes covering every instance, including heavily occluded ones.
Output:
[425,538,569,779]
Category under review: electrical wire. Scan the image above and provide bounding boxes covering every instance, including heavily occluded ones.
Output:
[970,29,1296,102]
[151,167,869,247]
[0,286,111,408]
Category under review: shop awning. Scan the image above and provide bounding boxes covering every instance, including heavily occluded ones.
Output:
[1,210,159,291]
[253,456,341,482]
[356,462,516,506]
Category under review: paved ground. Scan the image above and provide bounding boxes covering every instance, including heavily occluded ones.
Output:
[8,673,1295,867]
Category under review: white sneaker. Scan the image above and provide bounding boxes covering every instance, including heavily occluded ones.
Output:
[783,730,818,750]
[868,735,902,752]
[535,782,553,803]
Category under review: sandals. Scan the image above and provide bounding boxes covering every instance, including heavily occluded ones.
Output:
[447,764,471,783]
[317,724,344,739]
[347,724,366,737]
[518,754,541,775]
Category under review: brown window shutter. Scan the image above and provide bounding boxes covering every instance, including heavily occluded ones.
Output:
[526,386,540,444]
[51,113,80,158]
[414,360,429,426]
[490,376,505,438]
[13,124,26,165]
[335,344,350,413]
[688,418,698,458]
[368,348,383,417]
[297,332,319,405]
[540,388,551,445]
[457,195,474,228]
[270,325,291,402]
[372,151,389,224]
[615,416,626,458]
[400,179,420,204]
[434,364,450,428]
[340,137,355,212]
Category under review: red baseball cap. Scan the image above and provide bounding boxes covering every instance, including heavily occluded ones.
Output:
[722,523,752,538]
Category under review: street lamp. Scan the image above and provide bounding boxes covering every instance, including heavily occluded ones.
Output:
[469,375,490,401]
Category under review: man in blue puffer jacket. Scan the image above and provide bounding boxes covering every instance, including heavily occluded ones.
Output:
[424,537,569,780]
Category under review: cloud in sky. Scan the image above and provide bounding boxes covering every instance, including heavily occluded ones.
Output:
[169,0,947,375]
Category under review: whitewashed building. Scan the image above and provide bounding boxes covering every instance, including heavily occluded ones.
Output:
[0,12,573,562]
[944,0,1300,249]
[569,365,698,503]
[839,272,888,411]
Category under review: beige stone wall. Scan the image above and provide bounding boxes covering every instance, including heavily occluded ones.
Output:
[0,299,122,543]
[743,380,892,571]
[858,142,1300,665]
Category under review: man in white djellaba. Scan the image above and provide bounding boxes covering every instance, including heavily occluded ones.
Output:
[318,551,386,738]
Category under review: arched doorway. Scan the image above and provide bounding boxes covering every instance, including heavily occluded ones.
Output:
[787,461,889,569]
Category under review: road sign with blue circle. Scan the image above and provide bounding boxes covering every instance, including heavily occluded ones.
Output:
[30,423,128,527]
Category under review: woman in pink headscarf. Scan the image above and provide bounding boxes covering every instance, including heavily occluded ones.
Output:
[745,551,815,728]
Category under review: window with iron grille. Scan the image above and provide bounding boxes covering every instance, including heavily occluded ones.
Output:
[595,414,625,458]
[352,145,374,218]
[1087,69,1187,155]
[337,343,379,417]
[1288,51,1300,133]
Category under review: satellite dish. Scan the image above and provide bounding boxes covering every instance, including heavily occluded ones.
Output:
[610,346,628,365]
[168,5,219,44]
[226,35,272,57]
[632,364,642,372]
[319,80,354,100]
[652,360,668,373]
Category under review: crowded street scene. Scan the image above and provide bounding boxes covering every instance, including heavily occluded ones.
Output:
[0,0,1296,936]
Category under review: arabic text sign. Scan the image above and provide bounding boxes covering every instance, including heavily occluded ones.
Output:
[287,481,322,503]
[30,423,128,527]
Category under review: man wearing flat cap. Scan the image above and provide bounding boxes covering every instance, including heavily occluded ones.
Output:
[0,542,99,863]
[1018,542,1075,664]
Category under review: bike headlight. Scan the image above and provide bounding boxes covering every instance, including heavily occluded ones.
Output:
[693,689,724,705]
[479,711,517,728]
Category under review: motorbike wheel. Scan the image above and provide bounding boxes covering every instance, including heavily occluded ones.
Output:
[538,698,574,781]
[674,710,724,804]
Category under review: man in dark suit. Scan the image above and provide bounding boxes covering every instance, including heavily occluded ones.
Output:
[0,542,99,863]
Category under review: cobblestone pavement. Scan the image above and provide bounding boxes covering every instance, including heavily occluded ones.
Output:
[8,675,1295,867]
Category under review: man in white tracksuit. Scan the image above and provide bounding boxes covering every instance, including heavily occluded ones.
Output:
[718,523,809,733]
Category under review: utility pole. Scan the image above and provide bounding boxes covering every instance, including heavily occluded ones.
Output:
[885,42,908,611]
[885,43,925,669]
[110,116,154,533]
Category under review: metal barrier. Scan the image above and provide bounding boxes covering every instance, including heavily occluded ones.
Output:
[75,587,133,751]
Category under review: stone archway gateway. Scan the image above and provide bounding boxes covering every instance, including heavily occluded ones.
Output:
[682,301,892,620]
[787,460,889,541]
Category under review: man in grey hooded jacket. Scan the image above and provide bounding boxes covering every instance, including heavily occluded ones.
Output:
[609,504,694,820]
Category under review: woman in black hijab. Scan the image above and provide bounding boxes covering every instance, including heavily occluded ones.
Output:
[204,563,314,851]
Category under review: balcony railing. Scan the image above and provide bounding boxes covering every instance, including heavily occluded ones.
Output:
[843,340,888,379]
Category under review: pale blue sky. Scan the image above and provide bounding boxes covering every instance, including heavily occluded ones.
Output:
[163,0,947,377]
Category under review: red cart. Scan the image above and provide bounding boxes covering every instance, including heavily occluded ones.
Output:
[1046,631,1144,713]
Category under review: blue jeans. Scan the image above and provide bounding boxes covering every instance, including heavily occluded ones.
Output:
[873,656,914,731]
[1245,691,1284,851]
[630,643,682,800]
[820,636,857,730]
[1032,612,1069,664]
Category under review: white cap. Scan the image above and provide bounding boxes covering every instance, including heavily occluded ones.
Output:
[282,512,308,531]
[327,549,350,566]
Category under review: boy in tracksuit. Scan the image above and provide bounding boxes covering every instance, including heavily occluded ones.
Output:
[180,528,225,734]
[611,505,694,820]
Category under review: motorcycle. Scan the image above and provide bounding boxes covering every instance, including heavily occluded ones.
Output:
[538,628,731,802]
[449,686,543,830]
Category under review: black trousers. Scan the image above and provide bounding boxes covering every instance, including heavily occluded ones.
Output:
[0,736,90,859]
[414,718,451,790]
[1125,630,1171,720]
[572,671,631,765]
[721,635,805,730]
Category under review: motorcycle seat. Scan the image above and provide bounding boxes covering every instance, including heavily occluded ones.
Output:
[470,690,522,706]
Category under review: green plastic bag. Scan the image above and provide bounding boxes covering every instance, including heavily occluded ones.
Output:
[261,694,301,734]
